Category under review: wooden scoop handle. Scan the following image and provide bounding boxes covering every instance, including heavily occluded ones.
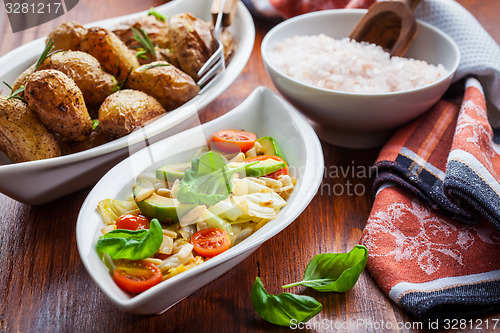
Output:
[402,0,422,12]
[211,0,239,27]
[349,0,423,57]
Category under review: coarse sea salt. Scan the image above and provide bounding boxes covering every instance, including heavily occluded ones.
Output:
[269,34,448,94]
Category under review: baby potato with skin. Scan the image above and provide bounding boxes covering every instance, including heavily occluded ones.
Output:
[24,69,92,142]
[0,97,60,162]
[80,27,140,81]
[99,89,167,138]
[113,15,170,49]
[12,64,34,92]
[168,13,218,80]
[69,127,111,153]
[127,61,199,111]
[47,20,87,51]
[38,51,116,108]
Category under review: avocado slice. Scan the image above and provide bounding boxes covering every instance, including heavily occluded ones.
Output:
[133,180,197,223]
[243,159,287,177]
[155,162,191,182]
[256,136,286,161]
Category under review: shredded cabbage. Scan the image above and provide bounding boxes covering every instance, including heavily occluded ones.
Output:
[96,198,138,224]
[209,192,287,222]
[232,178,271,196]
[209,198,245,221]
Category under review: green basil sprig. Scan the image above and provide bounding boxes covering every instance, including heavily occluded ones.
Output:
[96,219,163,260]
[177,152,257,206]
[251,277,322,327]
[282,245,368,292]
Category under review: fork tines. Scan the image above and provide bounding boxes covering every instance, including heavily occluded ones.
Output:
[197,42,224,87]
[197,0,227,93]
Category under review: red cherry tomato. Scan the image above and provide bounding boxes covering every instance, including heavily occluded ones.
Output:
[213,130,257,153]
[245,155,289,179]
[191,228,231,258]
[115,214,150,230]
[113,260,162,294]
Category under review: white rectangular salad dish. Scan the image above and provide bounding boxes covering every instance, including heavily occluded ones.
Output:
[76,87,324,314]
[0,0,255,205]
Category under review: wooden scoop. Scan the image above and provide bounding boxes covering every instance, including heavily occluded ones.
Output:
[349,0,422,57]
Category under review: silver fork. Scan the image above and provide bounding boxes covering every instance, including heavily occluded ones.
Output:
[197,0,226,92]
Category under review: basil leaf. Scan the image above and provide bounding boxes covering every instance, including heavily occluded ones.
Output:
[251,277,322,327]
[282,245,368,292]
[96,219,163,260]
[177,152,255,206]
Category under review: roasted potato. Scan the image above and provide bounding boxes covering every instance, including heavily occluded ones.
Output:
[47,21,87,51]
[80,27,139,81]
[129,46,161,66]
[12,65,34,92]
[68,127,111,153]
[221,28,234,64]
[167,13,218,80]
[113,15,170,49]
[38,51,116,109]
[113,16,181,66]
[127,61,199,110]
[157,48,180,68]
[98,89,166,138]
[24,69,92,142]
[131,46,181,67]
[0,97,60,162]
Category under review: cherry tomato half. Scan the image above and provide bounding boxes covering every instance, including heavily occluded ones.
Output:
[113,260,162,294]
[115,214,150,231]
[191,228,231,258]
[213,130,257,153]
[245,155,289,179]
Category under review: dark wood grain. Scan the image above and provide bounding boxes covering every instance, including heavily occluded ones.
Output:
[0,1,499,332]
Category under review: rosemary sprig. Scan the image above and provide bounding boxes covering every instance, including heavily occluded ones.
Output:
[147,7,166,22]
[112,67,133,92]
[33,38,55,73]
[92,119,100,130]
[139,63,170,71]
[1,38,59,101]
[111,76,119,93]
[131,27,156,58]
[3,82,25,101]
[135,48,148,60]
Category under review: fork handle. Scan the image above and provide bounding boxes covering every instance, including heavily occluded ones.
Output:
[211,0,238,27]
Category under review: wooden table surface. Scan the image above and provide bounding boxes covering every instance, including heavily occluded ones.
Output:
[1,1,499,332]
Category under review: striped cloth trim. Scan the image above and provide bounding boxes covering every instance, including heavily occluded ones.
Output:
[399,280,500,321]
[448,150,500,199]
[400,147,446,181]
[389,270,500,303]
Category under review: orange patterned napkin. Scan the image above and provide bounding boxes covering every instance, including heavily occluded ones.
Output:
[361,78,500,321]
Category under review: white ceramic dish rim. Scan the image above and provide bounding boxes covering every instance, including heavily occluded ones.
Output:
[261,8,460,97]
[0,0,255,172]
[76,86,324,310]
